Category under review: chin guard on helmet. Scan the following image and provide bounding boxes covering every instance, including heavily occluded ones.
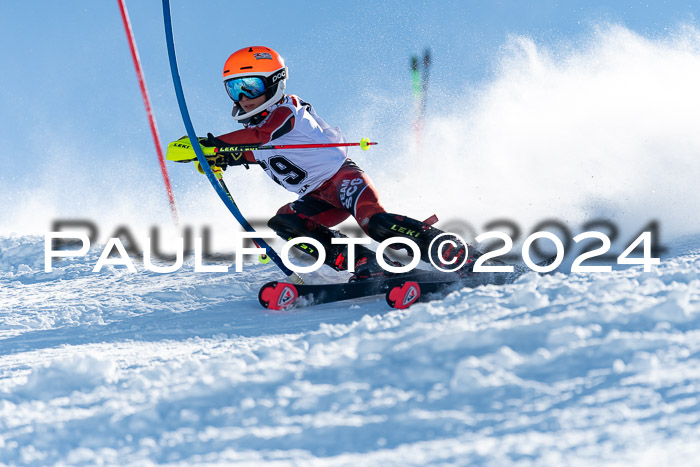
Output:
[231,104,273,126]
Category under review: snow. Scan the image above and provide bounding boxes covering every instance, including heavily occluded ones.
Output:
[1,234,699,465]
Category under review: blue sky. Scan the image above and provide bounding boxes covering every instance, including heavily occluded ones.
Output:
[0,1,698,233]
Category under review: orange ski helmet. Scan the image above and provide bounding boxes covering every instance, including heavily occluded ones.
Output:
[222,46,288,121]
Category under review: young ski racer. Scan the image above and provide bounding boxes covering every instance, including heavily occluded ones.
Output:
[169,46,483,281]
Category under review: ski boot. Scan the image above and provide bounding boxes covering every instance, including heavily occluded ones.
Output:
[348,250,404,282]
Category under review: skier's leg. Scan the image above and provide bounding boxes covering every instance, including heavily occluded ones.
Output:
[268,202,377,273]
[320,162,416,279]
[270,159,470,279]
[330,164,481,274]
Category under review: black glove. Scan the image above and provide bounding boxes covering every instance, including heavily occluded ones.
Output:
[205,133,227,148]
[206,132,251,170]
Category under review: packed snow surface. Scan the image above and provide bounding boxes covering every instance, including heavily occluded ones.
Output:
[1,235,699,465]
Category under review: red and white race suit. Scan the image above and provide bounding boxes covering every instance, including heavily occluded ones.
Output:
[216,95,386,232]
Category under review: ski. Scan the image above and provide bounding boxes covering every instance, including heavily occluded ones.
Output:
[385,278,461,309]
[259,256,559,311]
[385,256,559,309]
[258,269,457,310]
[384,271,503,309]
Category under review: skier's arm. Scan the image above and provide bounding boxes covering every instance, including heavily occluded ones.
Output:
[165,106,295,169]
[203,106,296,170]
[213,106,295,148]
[204,134,257,166]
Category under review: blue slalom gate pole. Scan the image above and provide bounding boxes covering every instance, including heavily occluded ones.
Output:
[161,0,301,282]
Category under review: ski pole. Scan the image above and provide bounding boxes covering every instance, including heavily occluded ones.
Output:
[215,138,376,154]
[212,167,273,265]
[167,138,377,163]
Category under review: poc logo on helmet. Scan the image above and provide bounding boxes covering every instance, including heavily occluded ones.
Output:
[254,52,272,60]
[272,70,287,83]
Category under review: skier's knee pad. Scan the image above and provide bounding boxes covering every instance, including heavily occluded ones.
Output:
[267,214,351,270]
[267,214,310,240]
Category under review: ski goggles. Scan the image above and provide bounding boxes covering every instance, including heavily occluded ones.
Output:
[225,76,267,101]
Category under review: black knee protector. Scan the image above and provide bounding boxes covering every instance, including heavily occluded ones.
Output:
[268,214,373,271]
[267,214,334,261]
[268,214,314,240]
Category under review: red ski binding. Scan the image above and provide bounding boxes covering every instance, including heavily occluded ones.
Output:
[386,281,421,309]
[259,282,299,310]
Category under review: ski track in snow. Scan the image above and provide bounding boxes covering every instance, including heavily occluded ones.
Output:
[1,235,699,465]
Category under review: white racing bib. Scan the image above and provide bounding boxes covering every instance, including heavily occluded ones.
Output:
[249,95,347,196]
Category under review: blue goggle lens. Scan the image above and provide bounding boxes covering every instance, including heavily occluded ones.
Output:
[225,77,266,101]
